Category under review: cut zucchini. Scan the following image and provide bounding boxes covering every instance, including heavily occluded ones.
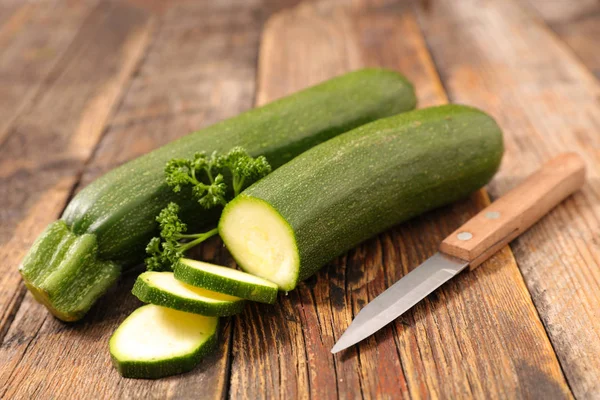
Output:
[109,304,218,379]
[219,198,299,290]
[132,271,245,316]
[220,105,504,290]
[174,259,279,304]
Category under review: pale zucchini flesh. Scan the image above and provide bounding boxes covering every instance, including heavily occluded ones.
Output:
[132,271,245,316]
[218,199,298,290]
[109,304,218,379]
[174,259,279,304]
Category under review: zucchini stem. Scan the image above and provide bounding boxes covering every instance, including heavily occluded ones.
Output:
[19,220,121,321]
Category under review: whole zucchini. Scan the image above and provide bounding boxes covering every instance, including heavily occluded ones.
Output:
[19,68,416,321]
[219,105,504,290]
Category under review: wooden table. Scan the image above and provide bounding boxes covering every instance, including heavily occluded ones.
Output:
[0,0,599,398]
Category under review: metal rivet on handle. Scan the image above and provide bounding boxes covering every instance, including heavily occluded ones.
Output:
[485,211,501,219]
[457,232,473,241]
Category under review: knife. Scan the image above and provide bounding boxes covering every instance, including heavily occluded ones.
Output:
[331,152,586,353]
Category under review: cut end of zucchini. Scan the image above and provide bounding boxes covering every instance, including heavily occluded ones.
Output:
[219,197,299,292]
[132,271,245,316]
[109,304,218,379]
[175,259,279,304]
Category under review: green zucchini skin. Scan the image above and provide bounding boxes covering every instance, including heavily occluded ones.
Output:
[20,68,416,321]
[221,104,504,290]
[64,68,416,264]
[132,271,246,316]
[174,259,279,304]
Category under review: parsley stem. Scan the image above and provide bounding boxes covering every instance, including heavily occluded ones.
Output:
[204,167,214,183]
[233,175,245,197]
[176,233,205,239]
[178,228,219,252]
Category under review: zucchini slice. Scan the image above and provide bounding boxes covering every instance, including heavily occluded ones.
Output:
[174,259,279,304]
[109,304,218,379]
[132,271,245,316]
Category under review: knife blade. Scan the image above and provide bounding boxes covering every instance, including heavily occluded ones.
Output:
[332,152,586,354]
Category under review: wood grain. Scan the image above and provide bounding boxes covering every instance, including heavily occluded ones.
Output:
[0,3,20,29]
[230,1,571,399]
[417,0,600,397]
[0,0,153,347]
[0,0,292,399]
[526,0,600,79]
[0,0,596,398]
[0,0,100,148]
[0,0,154,397]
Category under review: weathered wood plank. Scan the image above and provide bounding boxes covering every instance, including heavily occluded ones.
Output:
[0,3,154,399]
[0,0,100,148]
[525,0,600,79]
[416,0,600,397]
[0,0,153,345]
[0,1,288,398]
[0,3,25,36]
[230,1,571,399]
[0,0,589,398]
[233,5,362,398]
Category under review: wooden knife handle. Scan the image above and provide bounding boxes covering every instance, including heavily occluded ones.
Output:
[440,152,586,270]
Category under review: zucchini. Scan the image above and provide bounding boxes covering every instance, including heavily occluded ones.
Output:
[19,68,416,321]
[174,259,278,304]
[109,304,218,379]
[219,105,504,290]
[132,271,245,316]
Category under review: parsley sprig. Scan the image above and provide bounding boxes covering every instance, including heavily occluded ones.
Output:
[145,147,271,271]
[164,147,271,208]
